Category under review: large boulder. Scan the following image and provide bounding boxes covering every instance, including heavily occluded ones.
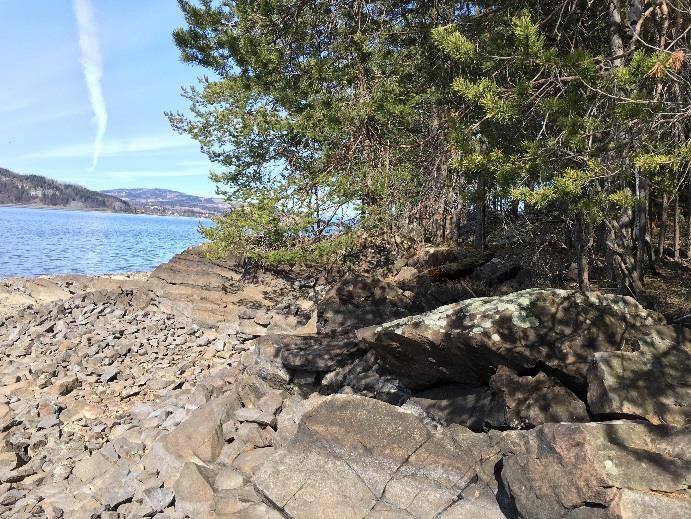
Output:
[489,367,589,428]
[253,394,690,519]
[358,289,676,393]
[497,421,691,518]
[587,327,691,426]
[253,395,505,518]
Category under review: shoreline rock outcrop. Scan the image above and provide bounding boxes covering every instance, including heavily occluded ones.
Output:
[0,246,688,518]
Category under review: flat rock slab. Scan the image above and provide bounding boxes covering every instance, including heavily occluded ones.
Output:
[253,394,500,518]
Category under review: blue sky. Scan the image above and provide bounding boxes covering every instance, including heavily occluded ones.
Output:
[0,0,218,197]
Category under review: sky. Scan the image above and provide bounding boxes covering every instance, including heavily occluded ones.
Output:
[0,0,219,197]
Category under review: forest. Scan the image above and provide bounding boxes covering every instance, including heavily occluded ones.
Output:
[0,168,133,212]
[169,0,691,303]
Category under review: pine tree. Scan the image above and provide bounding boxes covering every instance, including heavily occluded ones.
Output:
[435,2,690,296]
[170,1,690,299]
[169,0,460,264]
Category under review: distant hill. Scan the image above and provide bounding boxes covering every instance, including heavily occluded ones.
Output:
[0,168,133,213]
[101,188,229,217]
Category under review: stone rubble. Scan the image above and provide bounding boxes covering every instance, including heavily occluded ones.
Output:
[0,245,687,518]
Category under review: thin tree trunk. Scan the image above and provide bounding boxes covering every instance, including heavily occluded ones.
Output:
[606,219,646,302]
[606,1,645,301]
[658,193,668,259]
[575,215,593,292]
[635,174,649,281]
[688,177,691,259]
[673,194,680,260]
[474,178,486,251]
[608,0,625,66]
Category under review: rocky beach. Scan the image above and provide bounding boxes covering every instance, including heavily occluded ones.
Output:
[0,246,688,518]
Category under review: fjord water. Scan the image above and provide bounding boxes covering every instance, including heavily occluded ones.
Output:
[0,207,209,277]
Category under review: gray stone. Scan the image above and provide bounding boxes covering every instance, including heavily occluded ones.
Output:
[233,447,275,478]
[50,375,79,396]
[100,367,119,383]
[143,393,239,485]
[438,483,506,518]
[489,367,589,428]
[234,407,276,427]
[95,485,135,510]
[72,452,113,483]
[258,391,283,416]
[214,466,244,491]
[0,489,24,506]
[498,421,691,518]
[253,395,499,518]
[141,487,175,516]
[588,345,690,426]
[37,414,60,430]
[173,462,215,517]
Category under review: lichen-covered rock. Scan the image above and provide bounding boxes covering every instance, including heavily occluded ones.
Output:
[358,289,670,391]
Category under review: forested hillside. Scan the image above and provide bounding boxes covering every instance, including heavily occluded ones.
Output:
[170,0,690,303]
[0,168,133,212]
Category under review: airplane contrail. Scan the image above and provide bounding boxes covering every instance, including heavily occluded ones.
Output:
[73,0,107,170]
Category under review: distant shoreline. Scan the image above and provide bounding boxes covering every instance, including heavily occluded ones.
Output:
[0,203,213,219]
[0,203,126,213]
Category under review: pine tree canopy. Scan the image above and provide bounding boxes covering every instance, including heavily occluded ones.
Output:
[170,0,690,297]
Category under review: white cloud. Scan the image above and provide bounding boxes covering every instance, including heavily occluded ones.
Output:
[73,0,107,170]
[29,133,197,160]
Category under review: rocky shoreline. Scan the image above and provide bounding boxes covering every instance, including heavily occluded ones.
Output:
[0,246,688,518]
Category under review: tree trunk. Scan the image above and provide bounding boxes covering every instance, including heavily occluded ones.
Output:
[673,194,680,259]
[688,177,691,259]
[474,178,486,251]
[608,0,625,66]
[575,215,593,292]
[635,173,649,281]
[658,193,668,259]
[606,218,646,302]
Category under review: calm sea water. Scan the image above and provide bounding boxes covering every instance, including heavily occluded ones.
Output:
[0,207,209,277]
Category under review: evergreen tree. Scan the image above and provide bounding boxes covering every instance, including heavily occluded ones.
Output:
[169,0,461,264]
[171,0,690,300]
[435,1,690,296]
